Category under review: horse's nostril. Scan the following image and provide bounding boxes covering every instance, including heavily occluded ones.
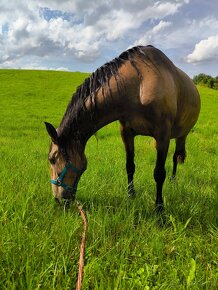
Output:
[62,189,75,200]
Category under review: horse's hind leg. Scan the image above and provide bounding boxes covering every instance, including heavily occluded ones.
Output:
[172,136,187,178]
[154,131,170,213]
[120,123,136,197]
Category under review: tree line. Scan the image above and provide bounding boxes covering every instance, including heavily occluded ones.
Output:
[193,73,218,89]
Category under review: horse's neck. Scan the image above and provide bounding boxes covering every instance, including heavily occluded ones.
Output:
[59,86,121,144]
[83,88,121,141]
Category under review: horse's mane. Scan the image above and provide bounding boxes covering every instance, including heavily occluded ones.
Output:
[59,45,150,138]
[72,46,146,105]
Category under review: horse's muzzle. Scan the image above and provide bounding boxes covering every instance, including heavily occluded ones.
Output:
[62,188,76,200]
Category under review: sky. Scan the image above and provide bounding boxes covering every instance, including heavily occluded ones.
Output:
[0,0,218,77]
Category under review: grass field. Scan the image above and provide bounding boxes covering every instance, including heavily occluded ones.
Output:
[0,69,217,290]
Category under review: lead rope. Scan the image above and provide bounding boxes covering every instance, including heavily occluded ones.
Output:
[75,201,87,290]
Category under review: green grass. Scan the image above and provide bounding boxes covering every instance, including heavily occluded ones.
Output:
[0,70,217,289]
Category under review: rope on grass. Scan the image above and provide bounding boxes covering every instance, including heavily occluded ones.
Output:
[75,201,87,290]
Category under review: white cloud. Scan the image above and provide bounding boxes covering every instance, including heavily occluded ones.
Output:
[152,20,171,33]
[0,0,188,67]
[0,15,101,64]
[134,20,172,46]
[186,35,218,63]
[1,0,218,77]
[146,1,182,18]
[55,67,70,71]
[0,58,70,71]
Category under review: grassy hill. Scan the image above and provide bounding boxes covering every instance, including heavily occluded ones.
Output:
[0,69,217,289]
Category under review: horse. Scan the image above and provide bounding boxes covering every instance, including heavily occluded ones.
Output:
[45,45,200,212]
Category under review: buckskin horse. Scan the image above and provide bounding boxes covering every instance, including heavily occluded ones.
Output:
[45,45,200,212]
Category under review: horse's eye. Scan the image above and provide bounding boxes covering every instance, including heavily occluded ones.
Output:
[49,157,56,164]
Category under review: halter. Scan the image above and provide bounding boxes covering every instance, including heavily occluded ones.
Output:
[51,162,82,197]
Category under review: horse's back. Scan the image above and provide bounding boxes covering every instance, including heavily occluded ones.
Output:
[120,46,200,138]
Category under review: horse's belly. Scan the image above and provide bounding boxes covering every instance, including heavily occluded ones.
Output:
[171,109,200,138]
[124,117,154,136]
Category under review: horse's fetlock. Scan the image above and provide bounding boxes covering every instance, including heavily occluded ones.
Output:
[174,150,186,164]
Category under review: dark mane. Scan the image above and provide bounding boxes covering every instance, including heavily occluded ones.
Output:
[71,45,147,105]
[59,45,150,138]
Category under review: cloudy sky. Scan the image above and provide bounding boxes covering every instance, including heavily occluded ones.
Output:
[0,0,218,77]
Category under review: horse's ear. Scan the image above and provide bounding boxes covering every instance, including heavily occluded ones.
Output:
[44,122,58,143]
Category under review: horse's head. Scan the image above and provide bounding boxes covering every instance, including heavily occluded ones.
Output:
[45,122,87,202]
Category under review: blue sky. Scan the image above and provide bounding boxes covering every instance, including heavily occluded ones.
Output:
[0,0,218,77]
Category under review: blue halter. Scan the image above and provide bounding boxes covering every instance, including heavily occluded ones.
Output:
[51,162,82,194]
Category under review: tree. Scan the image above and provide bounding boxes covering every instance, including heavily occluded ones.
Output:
[193,73,217,90]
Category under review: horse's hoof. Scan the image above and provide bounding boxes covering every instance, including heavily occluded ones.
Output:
[128,189,136,198]
[169,175,177,182]
[156,203,164,214]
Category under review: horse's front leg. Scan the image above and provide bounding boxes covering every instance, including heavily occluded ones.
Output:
[154,131,170,213]
[120,124,136,197]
